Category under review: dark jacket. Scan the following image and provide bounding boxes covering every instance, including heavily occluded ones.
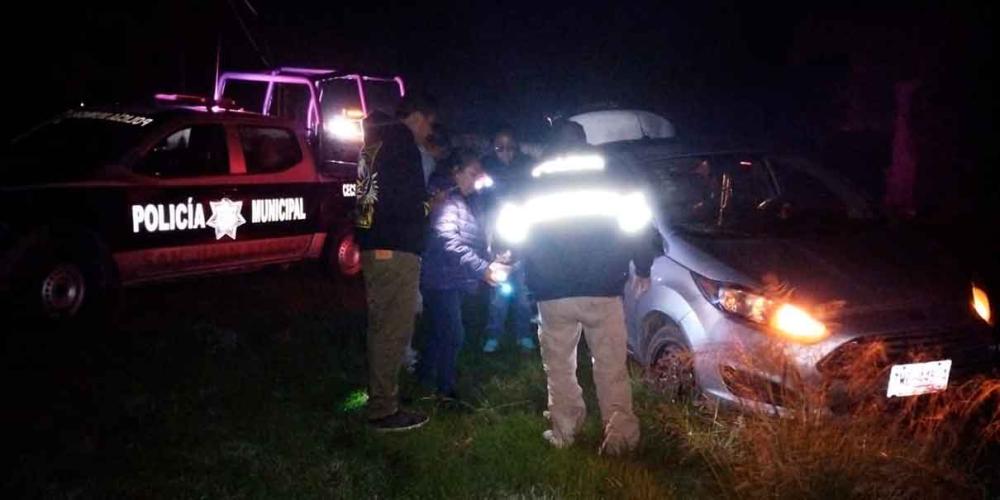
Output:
[481,153,533,197]
[524,222,654,301]
[519,153,656,301]
[354,112,428,254]
[421,191,490,292]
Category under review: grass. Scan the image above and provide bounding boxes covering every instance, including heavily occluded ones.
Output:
[2,265,998,499]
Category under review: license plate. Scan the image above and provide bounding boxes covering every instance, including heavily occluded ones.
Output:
[886,360,951,398]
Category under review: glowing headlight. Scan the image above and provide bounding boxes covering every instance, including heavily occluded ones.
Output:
[972,284,992,325]
[698,276,829,343]
[326,115,364,142]
[770,304,828,343]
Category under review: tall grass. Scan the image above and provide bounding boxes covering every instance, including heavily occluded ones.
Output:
[650,340,1000,499]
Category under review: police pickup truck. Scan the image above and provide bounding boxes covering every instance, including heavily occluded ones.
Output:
[0,98,360,322]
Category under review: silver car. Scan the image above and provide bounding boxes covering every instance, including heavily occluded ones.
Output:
[617,144,997,413]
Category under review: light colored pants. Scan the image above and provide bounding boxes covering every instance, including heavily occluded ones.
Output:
[362,250,421,420]
[537,296,640,454]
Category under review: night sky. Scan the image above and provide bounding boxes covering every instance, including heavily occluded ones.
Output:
[2,1,994,149]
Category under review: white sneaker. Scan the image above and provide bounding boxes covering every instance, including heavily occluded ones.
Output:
[542,429,570,449]
[483,338,499,353]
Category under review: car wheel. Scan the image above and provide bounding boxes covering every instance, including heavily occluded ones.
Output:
[13,234,120,328]
[647,329,699,403]
[322,227,362,280]
[39,262,88,318]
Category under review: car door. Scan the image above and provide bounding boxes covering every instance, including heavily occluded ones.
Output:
[119,120,251,282]
[224,123,320,263]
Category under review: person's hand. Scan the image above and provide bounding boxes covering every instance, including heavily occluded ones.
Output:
[495,250,513,265]
[485,261,512,286]
[630,276,651,298]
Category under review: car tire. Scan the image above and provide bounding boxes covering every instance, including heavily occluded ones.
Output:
[646,325,699,403]
[11,233,120,329]
[323,227,362,280]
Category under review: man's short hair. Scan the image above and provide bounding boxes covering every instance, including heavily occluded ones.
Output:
[395,91,438,120]
[442,148,481,174]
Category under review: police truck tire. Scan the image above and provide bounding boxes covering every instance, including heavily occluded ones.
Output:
[13,236,120,327]
[323,228,362,279]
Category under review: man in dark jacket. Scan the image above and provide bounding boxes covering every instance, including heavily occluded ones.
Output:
[480,127,536,352]
[355,92,437,432]
[496,127,655,453]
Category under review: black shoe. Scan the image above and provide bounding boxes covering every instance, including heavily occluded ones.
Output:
[368,410,429,432]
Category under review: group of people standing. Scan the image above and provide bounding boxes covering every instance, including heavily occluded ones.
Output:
[353,92,653,455]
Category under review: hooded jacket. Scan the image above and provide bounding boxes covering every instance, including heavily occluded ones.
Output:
[354,112,428,254]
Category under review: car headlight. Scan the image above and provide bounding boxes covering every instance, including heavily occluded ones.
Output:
[326,114,364,142]
[695,274,829,343]
[972,284,992,325]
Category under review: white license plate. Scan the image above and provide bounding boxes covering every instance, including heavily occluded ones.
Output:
[886,360,951,398]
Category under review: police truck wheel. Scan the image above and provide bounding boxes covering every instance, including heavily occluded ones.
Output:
[325,229,361,279]
[39,263,88,318]
[14,237,120,327]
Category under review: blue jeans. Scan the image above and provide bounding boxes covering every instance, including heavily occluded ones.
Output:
[418,288,465,395]
[485,265,533,342]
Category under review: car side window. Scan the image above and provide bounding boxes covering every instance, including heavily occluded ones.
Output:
[135,125,229,177]
[239,126,303,174]
[651,156,775,227]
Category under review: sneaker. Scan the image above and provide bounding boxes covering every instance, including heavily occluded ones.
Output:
[518,337,537,350]
[542,429,570,449]
[368,410,429,433]
[483,338,499,353]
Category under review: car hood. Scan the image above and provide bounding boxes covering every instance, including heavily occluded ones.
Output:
[679,229,972,313]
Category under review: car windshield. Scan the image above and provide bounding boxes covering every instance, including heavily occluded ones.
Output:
[645,153,872,237]
[4,114,149,181]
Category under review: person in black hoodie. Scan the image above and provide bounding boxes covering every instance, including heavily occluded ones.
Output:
[355,92,437,432]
